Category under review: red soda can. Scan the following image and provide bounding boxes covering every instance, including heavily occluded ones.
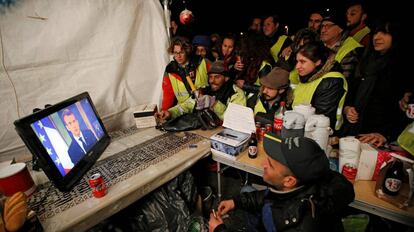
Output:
[265,124,273,133]
[342,163,357,182]
[259,127,266,141]
[89,173,107,198]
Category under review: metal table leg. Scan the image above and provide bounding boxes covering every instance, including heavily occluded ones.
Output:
[217,161,222,201]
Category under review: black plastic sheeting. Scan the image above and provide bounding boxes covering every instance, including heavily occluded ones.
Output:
[89,170,208,232]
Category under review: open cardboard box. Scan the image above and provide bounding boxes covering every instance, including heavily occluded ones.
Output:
[210,103,255,160]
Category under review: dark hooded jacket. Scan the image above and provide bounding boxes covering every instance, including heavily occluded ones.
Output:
[215,171,354,232]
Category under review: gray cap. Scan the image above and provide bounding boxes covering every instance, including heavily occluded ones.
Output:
[260,67,289,89]
[208,60,228,76]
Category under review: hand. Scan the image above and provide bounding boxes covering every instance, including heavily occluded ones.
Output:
[344,106,359,123]
[235,79,245,89]
[399,92,412,111]
[234,60,244,71]
[217,199,235,216]
[154,110,171,122]
[196,95,216,110]
[358,133,387,147]
[208,211,224,232]
[281,46,292,58]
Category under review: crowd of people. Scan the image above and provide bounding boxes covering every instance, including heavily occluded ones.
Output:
[155,1,413,231]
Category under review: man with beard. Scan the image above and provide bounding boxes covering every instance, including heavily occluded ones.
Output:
[346,1,371,47]
[196,60,246,120]
[247,67,291,124]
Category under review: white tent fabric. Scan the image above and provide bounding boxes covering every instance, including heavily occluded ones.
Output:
[0,0,169,161]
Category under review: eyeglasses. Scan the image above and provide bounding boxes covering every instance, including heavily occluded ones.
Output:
[321,23,336,29]
[173,51,185,56]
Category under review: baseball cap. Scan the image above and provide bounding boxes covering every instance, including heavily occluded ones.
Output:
[321,10,346,29]
[260,67,289,90]
[208,60,228,76]
[263,133,330,184]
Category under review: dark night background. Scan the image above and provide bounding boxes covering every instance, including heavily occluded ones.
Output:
[168,0,406,37]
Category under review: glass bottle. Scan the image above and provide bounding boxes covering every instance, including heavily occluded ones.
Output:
[248,133,258,159]
[382,159,405,196]
[273,101,286,134]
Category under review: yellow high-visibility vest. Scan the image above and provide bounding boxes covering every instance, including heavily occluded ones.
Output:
[293,71,347,130]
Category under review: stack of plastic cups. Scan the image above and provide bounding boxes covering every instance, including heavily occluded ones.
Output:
[339,136,361,182]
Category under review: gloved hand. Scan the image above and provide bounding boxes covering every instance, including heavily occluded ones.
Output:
[196,95,216,110]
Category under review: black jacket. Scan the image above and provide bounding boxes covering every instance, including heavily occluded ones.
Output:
[299,59,346,130]
[342,46,408,140]
[215,171,354,232]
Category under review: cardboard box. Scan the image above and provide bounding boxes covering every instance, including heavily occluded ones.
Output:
[356,143,409,181]
[133,104,157,128]
[210,128,250,159]
[210,103,256,160]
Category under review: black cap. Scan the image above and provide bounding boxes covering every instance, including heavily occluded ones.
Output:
[263,133,330,184]
[321,10,346,29]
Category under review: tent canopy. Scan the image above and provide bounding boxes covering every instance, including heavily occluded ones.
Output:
[0,0,169,161]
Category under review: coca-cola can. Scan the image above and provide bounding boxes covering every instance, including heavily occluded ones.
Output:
[341,163,357,182]
[258,127,266,141]
[265,124,273,133]
[89,173,107,198]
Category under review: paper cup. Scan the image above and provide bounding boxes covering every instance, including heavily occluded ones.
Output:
[0,163,36,197]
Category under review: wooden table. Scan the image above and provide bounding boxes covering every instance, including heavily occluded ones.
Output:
[211,142,414,227]
[29,128,212,232]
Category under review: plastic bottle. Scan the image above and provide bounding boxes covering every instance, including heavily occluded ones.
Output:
[248,133,258,159]
[273,101,286,134]
[382,159,405,196]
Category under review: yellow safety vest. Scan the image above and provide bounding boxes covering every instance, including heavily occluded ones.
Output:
[253,97,266,115]
[335,37,362,63]
[255,61,272,85]
[289,68,299,90]
[168,59,209,104]
[293,71,347,130]
[397,122,414,156]
[352,26,370,44]
[213,85,247,120]
[270,35,288,63]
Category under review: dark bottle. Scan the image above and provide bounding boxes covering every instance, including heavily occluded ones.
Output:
[382,159,405,196]
[248,133,258,159]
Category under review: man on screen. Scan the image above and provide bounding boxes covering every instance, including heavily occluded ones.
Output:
[62,108,97,164]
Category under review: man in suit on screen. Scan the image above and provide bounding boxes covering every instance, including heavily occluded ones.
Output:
[62,108,97,164]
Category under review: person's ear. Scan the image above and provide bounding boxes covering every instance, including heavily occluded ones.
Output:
[315,59,322,67]
[283,175,297,188]
[362,13,367,22]
[278,88,285,94]
[225,76,230,82]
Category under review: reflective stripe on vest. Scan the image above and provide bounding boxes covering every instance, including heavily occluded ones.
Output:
[289,68,299,90]
[293,72,347,130]
[168,59,209,104]
[255,61,272,85]
[270,35,288,63]
[335,37,362,63]
[253,98,266,115]
[352,26,370,44]
[194,59,209,88]
[397,122,414,156]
